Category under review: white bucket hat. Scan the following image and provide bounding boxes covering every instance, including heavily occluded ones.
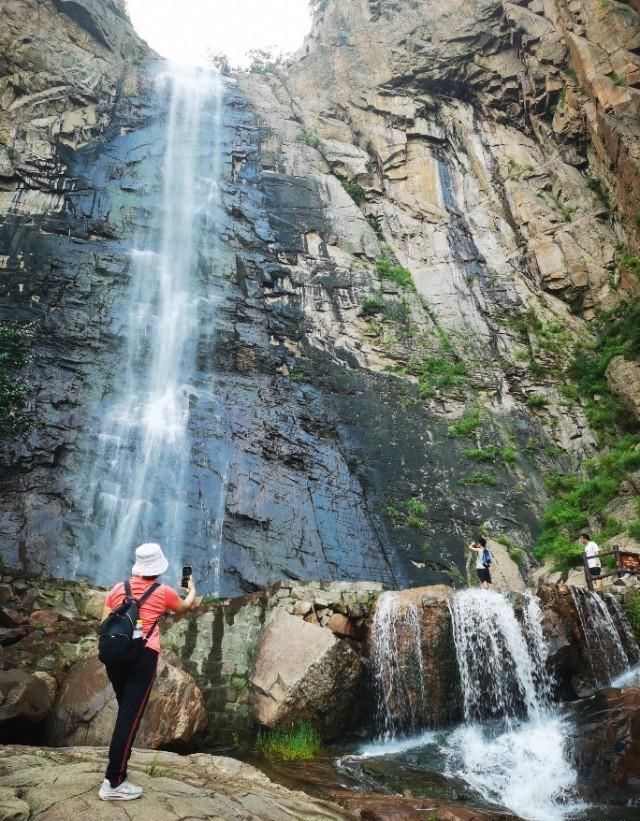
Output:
[131,543,169,577]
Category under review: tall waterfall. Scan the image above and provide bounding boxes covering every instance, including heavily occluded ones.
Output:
[74,64,228,589]
[369,592,428,739]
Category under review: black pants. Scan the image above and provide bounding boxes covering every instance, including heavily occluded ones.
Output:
[105,647,158,787]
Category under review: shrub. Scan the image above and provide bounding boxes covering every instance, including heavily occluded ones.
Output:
[535,435,640,568]
[360,297,385,316]
[296,130,321,149]
[526,393,548,408]
[448,407,483,438]
[405,356,467,398]
[342,180,366,205]
[624,592,640,638]
[257,721,322,761]
[458,472,498,487]
[375,255,415,290]
[407,498,428,516]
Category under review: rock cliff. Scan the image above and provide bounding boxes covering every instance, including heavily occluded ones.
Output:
[0,0,639,594]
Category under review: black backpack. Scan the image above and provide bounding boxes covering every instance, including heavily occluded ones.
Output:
[98,580,160,666]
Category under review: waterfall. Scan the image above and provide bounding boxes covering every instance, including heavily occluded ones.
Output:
[569,587,631,687]
[446,589,581,821]
[448,589,552,722]
[74,63,229,590]
[369,592,427,739]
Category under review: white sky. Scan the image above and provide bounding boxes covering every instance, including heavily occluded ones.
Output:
[126,0,312,68]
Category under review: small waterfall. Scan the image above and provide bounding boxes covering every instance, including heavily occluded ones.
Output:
[447,589,580,821]
[569,587,631,687]
[605,592,640,666]
[74,63,230,589]
[369,592,427,739]
[448,589,552,722]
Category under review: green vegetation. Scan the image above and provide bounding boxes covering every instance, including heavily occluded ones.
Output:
[257,721,322,761]
[360,297,385,316]
[494,533,526,566]
[458,472,498,487]
[296,130,321,149]
[448,407,483,438]
[342,180,366,205]
[616,246,640,280]
[0,321,35,437]
[404,356,467,399]
[611,73,627,87]
[375,255,415,290]
[462,443,517,466]
[623,591,640,638]
[568,301,640,436]
[246,48,284,74]
[207,50,231,75]
[526,393,549,409]
[584,174,610,209]
[534,435,640,569]
[384,497,428,529]
[564,67,577,81]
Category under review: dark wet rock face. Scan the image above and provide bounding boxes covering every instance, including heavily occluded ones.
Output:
[568,687,640,804]
[1,0,639,595]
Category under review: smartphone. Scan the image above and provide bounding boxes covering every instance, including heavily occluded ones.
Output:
[181,565,192,589]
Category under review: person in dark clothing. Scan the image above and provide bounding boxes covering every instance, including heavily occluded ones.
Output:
[468,536,492,588]
[98,543,196,801]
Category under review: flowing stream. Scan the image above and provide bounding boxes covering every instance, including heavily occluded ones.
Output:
[74,64,229,588]
[352,588,640,821]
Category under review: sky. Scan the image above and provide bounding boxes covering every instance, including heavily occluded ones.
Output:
[126,0,313,68]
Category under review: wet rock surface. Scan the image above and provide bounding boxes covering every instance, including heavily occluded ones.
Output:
[568,687,640,803]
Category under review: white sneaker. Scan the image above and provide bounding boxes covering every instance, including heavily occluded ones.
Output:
[98,778,143,800]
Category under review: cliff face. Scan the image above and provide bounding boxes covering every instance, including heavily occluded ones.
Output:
[0,0,638,593]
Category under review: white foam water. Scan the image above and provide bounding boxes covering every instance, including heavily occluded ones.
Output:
[77,62,228,589]
[447,589,584,820]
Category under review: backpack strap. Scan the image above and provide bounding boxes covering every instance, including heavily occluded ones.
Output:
[124,579,133,602]
[135,582,160,607]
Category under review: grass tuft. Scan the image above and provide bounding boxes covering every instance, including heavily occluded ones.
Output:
[257,721,322,761]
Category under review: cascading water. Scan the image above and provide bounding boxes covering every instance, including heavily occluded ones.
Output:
[73,63,230,590]
[446,589,581,821]
[369,592,428,739]
[570,587,632,686]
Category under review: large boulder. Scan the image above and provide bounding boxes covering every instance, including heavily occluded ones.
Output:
[365,586,462,730]
[0,670,57,742]
[250,609,363,739]
[568,687,640,803]
[44,655,207,748]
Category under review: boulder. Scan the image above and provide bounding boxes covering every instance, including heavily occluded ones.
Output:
[250,609,363,739]
[568,687,640,802]
[0,745,350,821]
[44,655,207,748]
[0,669,57,742]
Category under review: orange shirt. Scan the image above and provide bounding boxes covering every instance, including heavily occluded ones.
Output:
[105,578,181,654]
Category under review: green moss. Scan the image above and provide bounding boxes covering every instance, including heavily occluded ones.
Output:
[257,721,322,761]
[406,356,468,398]
[448,407,483,438]
[407,498,428,516]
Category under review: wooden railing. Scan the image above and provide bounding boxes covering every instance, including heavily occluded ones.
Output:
[583,547,640,590]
